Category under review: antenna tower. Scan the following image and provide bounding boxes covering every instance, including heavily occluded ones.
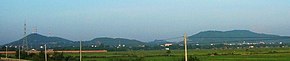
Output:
[22,20,29,51]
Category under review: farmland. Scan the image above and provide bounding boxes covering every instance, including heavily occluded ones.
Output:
[63,48,290,61]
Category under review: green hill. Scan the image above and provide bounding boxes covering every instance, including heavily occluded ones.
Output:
[4,33,75,49]
[188,30,290,44]
[3,33,145,49]
[86,37,145,47]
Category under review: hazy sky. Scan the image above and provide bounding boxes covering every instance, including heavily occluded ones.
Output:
[1,0,290,45]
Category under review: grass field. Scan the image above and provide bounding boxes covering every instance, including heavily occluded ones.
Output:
[63,48,290,61]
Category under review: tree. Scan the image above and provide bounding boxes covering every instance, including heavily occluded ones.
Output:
[166,50,171,56]
[180,55,200,61]
[32,51,45,61]
[0,54,5,58]
[50,52,65,61]
[15,50,29,59]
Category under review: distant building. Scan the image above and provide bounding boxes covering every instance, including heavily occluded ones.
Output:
[164,43,173,46]
[249,46,254,48]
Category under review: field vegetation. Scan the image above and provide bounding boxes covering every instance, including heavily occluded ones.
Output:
[62,48,290,61]
[1,48,290,61]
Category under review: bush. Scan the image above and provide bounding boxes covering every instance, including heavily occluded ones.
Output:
[180,55,200,61]
[268,51,278,53]
[0,54,5,58]
[15,50,29,59]
[29,51,78,61]
[208,52,219,56]
[109,57,145,61]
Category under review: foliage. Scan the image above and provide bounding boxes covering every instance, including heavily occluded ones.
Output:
[109,57,145,61]
[15,50,30,59]
[13,50,79,61]
[0,54,5,57]
[166,50,171,56]
[63,47,290,61]
[180,55,200,61]
[32,51,79,61]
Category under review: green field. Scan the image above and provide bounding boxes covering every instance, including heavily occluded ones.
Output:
[63,48,290,61]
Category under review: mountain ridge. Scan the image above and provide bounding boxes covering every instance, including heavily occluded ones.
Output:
[188,30,290,44]
[3,33,145,49]
[3,30,290,48]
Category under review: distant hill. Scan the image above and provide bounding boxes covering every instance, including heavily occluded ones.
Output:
[3,33,145,49]
[3,30,290,49]
[86,37,145,47]
[188,30,290,44]
[4,33,75,49]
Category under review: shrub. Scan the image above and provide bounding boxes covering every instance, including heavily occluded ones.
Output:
[180,55,200,61]
[0,54,5,58]
[109,57,145,61]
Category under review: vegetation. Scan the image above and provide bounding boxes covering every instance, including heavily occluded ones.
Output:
[13,50,78,61]
[60,47,290,61]
[180,55,200,61]
[15,50,30,59]
[1,47,290,61]
[0,54,4,58]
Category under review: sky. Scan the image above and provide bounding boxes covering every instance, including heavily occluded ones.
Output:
[1,0,290,45]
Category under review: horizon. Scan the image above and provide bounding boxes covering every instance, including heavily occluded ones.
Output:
[1,0,290,45]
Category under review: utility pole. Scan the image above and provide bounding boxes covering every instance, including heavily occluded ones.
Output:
[184,33,188,61]
[18,46,20,61]
[5,46,7,58]
[45,44,47,61]
[80,41,82,61]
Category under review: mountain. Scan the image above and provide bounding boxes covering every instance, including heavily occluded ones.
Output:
[4,33,75,49]
[86,37,145,47]
[188,30,290,43]
[147,40,173,46]
[4,33,146,49]
[3,30,290,49]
